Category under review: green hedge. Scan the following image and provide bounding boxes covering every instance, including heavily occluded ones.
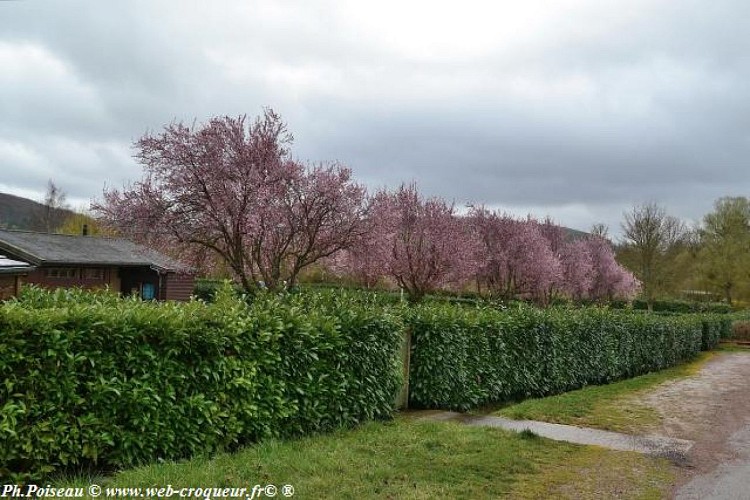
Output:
[192,278,245,302]
[2,286,732,481]
[700,315,732,349]
[610,298,732,314]
[407,305,714,411]
[0,287,402,482]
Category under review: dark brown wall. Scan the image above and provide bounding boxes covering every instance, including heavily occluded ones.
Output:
[0,275,22,300]
[164,273,195,301]
[20,266,193,302]
[26,267,116,291]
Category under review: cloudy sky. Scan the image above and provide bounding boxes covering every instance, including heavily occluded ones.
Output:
[1,1,748,236]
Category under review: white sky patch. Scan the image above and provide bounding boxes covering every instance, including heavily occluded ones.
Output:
[0,41,109,137]
[0,139,48,172]
[338,1,584,60]
[0,42,69,84]
[0,184,48,203]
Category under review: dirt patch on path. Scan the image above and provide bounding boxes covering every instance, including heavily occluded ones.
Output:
[629,351,750,496]
[635,353,750,441]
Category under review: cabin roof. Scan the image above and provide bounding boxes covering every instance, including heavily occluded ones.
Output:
[0,229,191,272]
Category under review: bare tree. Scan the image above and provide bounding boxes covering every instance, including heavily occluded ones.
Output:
[590,223,610,239]
[33,180,70,233]
[620,202,686,310]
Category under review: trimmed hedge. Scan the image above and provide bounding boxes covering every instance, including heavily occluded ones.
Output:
[192,278,245,302]
[407,304,716,411]
[732,315,750,340]
[700,314,732,349]
[2,286,733,481]
[610,298,732,314]
[0,287,403,482]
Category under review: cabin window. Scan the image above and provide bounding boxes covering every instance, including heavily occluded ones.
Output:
[44,268,78,279]
[84,268,105,280]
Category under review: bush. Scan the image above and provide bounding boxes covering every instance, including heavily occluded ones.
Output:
[733,320,750,340]
[0,287,403,482]
[407,304,711,411]
[192,278,245,302]
[700,314,732,349]
[3,285,732,481]
[628,299,732,314]
[14,285,128,307]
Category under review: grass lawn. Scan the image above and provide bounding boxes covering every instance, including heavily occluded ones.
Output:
[715,342,750,352]
[493,352,715,433]
[55,419,671,499]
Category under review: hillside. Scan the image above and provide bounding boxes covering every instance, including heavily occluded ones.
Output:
[0,192,77,231]
[564,227,590,240]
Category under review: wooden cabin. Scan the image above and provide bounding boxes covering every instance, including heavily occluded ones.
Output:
[0,254,34,300]
[0,229,195,301]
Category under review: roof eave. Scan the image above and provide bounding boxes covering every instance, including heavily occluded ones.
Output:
[40,260,169,269]
[0,240,43,265]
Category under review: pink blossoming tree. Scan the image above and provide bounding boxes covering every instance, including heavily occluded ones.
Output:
[558,239,596,300]
[324,193,394,288]
[372,183,473,302]
[94,109,368,292]
[469,208,562,303]
[585,236,640,301]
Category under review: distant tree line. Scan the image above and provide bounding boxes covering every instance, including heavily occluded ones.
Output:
[618,198,750,307]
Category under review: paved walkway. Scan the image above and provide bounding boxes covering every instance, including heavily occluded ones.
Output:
[420,410,694,459]
[675,422,750,499]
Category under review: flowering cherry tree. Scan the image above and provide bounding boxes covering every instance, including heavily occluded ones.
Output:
[469,209,637,303]
[94,109,367,292]
[559,239,595,300]
[539,216,566,255]
[366,183,472,301]
[469,208,562,303]
[325,192,394,288]
[585,236,640,301]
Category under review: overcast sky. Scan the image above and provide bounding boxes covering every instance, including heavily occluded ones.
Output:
[1,1,748,236]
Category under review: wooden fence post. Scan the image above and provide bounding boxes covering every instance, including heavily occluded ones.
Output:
[396,329,412,409]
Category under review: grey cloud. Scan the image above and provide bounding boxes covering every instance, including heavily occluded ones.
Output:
[0,0,748,236]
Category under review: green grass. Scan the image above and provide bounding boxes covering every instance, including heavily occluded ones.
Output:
[493,352,715,433]
[715,342,750,352]
[54,419,672,499]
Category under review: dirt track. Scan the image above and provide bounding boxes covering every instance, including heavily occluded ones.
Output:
[631,351,750,499]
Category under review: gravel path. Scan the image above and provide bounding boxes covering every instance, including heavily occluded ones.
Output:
[628,351,750,499]
[675,424,750,499]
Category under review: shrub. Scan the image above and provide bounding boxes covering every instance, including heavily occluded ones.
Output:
[628,299,732,314]
[700,315,732,349]
[14,285,128,307]
[733,320,750,340]
[0,287,402,482]
[192,278,245,302]
[407,304,709,411]
[3,285,732,481]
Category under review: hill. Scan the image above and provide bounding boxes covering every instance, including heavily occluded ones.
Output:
[564,227,590,240]
[0,192,77,232]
